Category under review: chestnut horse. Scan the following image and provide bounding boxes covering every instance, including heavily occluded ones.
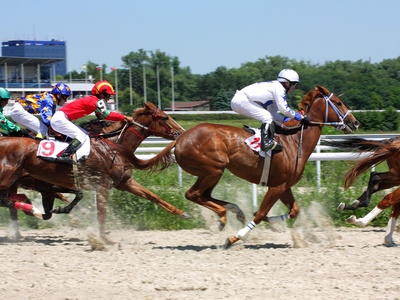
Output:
[0,102,188,244]
[133,86,359,248]
[332,137,400,246]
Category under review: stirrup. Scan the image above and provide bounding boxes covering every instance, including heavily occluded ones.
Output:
[262,140,283,152]
[56,154,76,164]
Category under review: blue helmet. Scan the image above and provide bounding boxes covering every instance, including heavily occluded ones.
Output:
[51,83,72,97]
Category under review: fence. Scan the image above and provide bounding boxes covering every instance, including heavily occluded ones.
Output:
[137,134,398,211]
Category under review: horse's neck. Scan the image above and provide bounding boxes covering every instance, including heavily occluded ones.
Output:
[281,125,322,159]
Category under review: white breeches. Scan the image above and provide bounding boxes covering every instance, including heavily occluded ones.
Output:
[10,102,48,135]
[230,90,272,124]
[51,111,88,144]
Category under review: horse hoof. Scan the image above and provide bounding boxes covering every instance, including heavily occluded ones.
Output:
[180,212,192,219]
[349,199,360,208]
[224,236,239,249]
[218,220,226,231]
[346,215,357,224]
[337,202,345,211]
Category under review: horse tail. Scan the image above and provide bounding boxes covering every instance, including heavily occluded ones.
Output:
[128,141,176,172]
[344,141,396,189]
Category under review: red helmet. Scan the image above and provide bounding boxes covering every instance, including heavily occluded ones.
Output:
[91,80,116,96]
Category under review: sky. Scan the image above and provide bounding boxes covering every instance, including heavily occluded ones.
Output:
[3,0,400,75]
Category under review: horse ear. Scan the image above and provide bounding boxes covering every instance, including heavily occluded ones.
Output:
[316,85,329,95]
[143,102,156,110]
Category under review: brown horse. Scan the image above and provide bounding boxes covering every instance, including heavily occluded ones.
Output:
[333,137,400,246]
[0,102,188,244]
[133,86,359,248]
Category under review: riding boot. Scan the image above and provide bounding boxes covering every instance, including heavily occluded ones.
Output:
[56,138,82,164]
[260,122,282,151]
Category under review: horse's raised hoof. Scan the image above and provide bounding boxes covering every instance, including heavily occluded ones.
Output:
[346,215,357,224]
[224,236,239,250]
[180,212,192,219]
[218,220,226,231]
[337,202,346,211]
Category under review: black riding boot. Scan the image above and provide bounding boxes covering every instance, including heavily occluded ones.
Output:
[56,138,82,164]
[260,122,282,151]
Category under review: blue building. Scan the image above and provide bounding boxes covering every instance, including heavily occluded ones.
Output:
[2,39,67,76]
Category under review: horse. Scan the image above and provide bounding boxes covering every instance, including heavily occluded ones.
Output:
[329,137,400,246]
[0,102,189,244]
[131,86,360,249]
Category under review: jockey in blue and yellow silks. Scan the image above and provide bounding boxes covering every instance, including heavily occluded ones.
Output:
[10,83,71,139]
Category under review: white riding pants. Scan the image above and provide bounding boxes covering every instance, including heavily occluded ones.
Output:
[50,111,88,144]
[230,90,273,124]
[10,102,48,135]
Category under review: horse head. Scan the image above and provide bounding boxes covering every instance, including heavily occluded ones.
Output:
[129,102,186,140]
[300,86,359,134]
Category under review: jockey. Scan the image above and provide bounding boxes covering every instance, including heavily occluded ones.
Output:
[0,87,29,137]
[50,80,133,164]
[10,83,71,139]
[231,68,307,151]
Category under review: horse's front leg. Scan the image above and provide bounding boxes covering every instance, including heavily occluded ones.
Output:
[259,188,299,223]
[225,186,283,249]
[8,208,22,241]
[94,188,115,245]
[385,201,400,247]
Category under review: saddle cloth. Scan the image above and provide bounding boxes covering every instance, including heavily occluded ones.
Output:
[244,128,272,186]
[36,138,90,162]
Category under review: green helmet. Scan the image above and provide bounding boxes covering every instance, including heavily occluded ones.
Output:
[0,87,11,100]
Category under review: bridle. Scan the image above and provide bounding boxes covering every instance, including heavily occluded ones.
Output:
[123,109,180,141]
[307,93,351,131]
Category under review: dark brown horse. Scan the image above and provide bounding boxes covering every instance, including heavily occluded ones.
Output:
[333,137,400,246]
[133,86,360,248]
[0,102,188,244]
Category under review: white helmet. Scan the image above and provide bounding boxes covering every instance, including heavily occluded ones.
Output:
[277,69,300,83]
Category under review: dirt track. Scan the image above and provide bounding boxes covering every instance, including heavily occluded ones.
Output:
[1,216,400,300]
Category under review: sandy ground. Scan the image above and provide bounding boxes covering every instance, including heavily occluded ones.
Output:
[1,203,400,300]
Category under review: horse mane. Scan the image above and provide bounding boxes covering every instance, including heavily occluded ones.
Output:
[298,86,330,111]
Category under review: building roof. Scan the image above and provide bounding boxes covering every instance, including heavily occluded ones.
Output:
[0,56,64,66]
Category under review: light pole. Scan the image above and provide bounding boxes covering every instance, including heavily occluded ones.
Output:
[129,67,133,105]
[156,64,161,109]
[171,65,175,111]
[96,65,103,80]
[111,67,118,110]
[81,64,88,95]
[142,64,147,103]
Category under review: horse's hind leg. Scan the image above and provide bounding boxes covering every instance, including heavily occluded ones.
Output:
[8,208,22,241]
[185,174,245,230]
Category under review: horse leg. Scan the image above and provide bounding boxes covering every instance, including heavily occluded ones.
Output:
[346,187,400,227]
[259,188,299,223]
[185,174,245,230]
[384,201,400,246]
[94,188,115,245]
[51,190,83,215]
[225,186,283,249]
[41,193,55,220]
[339,171,400,211]
[119,178,191,219]
[7,208,22,241]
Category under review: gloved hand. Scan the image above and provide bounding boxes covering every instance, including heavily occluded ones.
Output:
[124,116,134,123]
[301,116,311,125]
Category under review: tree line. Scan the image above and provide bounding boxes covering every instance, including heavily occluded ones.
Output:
[65,50,400,115]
